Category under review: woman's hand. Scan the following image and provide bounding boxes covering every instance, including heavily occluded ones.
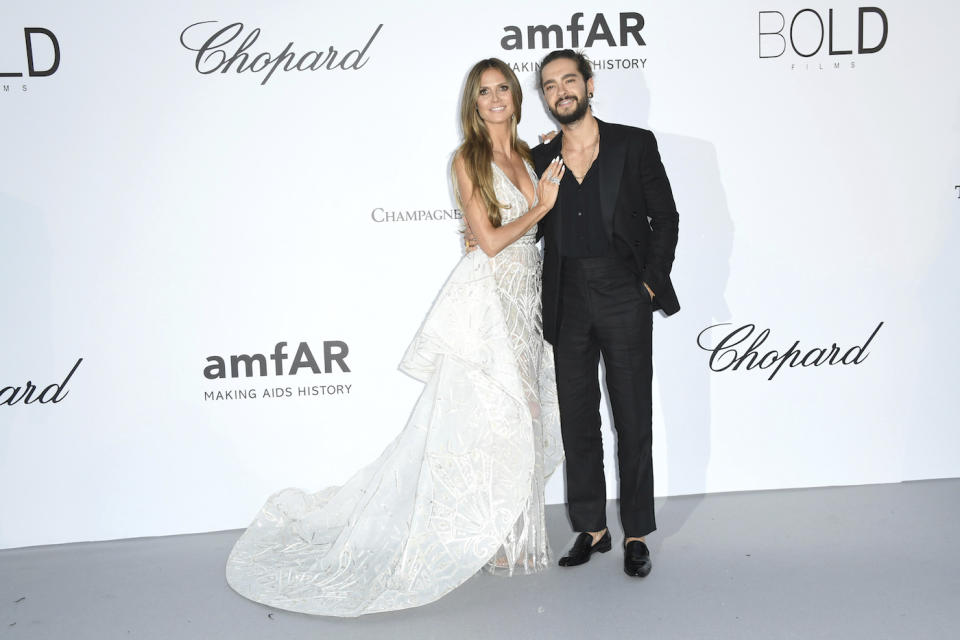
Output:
[536,156,565,213]
[539,130,559,144]
[463,223,478,253]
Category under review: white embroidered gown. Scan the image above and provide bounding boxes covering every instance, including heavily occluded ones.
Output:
[225,160,563,616]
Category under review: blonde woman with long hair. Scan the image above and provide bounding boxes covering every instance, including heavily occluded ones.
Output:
[226,59,565,617]
[453,58,563,254]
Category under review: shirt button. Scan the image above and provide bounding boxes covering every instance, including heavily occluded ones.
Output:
[577,211,582,216]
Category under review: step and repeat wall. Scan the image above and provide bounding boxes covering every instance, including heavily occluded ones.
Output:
[2,1,958,549]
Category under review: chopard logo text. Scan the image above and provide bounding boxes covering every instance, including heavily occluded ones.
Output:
[179,21,383,85]
[697,322,883,380]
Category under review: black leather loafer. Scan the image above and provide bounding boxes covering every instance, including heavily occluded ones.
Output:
[559,530,612,567]
[623,540,652,577]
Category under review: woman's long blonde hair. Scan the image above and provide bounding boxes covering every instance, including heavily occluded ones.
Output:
[454,58,531,228]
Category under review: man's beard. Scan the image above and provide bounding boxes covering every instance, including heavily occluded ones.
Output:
[550,94,590,125]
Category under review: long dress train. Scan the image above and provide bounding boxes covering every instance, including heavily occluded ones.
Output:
[225,160,561,616]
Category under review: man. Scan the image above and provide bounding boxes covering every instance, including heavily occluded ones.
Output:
[533,50,680,577]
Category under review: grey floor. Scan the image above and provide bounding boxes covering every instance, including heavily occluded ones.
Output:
[1,480,958,639]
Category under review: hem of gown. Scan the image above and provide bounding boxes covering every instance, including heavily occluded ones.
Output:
[225,250,560,618]
[225,488,538,616]
[224,358,538,617]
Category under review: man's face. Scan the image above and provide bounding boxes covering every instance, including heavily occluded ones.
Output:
[540,58,593,125]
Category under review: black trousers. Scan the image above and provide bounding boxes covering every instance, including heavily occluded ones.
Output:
[554,255,655,538]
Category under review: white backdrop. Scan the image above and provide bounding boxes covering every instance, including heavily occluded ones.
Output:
[2,1,958,549]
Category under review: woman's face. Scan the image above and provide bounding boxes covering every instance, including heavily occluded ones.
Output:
[475,68,514,124]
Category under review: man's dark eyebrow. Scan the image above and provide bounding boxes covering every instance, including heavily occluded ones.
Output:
[543,72,579,88]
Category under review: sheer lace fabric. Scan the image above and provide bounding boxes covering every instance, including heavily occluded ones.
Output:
[225,160,561,616]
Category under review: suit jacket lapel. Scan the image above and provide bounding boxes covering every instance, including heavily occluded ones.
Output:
[596,119,625,241]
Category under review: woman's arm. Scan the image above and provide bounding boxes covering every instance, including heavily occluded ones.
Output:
[453,154,564,257]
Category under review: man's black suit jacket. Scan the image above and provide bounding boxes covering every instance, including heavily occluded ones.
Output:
[534,118,680,345]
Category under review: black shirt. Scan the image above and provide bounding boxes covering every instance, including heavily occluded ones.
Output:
[559,159,610,257]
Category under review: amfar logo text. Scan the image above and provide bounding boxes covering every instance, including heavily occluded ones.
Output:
[759,7,888,59]
[501,13,645,50]
[179,22,382,86]
[1,28,60,92]
[204,341,349,379]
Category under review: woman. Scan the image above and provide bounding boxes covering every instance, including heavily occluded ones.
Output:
[225,58,565,617]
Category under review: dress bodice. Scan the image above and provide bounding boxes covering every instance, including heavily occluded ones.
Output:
[490,160,539,243]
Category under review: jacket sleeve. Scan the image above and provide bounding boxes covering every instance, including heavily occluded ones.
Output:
[637,129,679,297]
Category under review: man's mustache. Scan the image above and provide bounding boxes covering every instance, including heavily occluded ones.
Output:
[554,95,579,109]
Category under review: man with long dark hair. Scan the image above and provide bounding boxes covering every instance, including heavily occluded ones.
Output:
[533,49,680,577]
